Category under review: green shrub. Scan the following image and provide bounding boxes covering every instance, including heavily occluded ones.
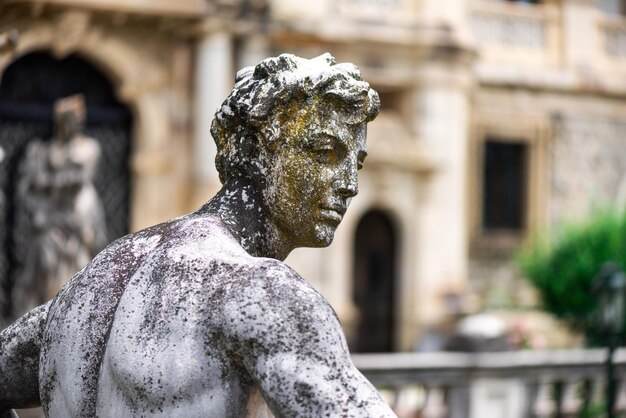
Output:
[516,209,626,345]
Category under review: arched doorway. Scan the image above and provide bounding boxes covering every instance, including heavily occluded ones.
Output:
[0,51,132,319]
[352,210,398,353]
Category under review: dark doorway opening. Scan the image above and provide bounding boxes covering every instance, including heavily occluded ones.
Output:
[0,51,133,320]
[352,210,397,353]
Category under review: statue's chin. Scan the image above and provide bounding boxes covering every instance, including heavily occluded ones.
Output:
[290,223,338,250]
[311,224,337,248]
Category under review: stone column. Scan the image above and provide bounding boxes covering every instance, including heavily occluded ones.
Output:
[130,90,172,230]
[561,0,601,70]
[192,30,233,207]
[410,50,474,345]
[237,35,270,70]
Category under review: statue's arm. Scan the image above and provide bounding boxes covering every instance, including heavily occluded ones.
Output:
[0,302,50,411]
[224,263,396,418]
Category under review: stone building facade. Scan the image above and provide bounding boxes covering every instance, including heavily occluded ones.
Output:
[1,0,626,350]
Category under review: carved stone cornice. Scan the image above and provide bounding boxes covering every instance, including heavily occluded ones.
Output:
[3,0,208,19]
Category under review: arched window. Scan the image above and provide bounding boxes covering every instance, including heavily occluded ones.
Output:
[352,210,397,353]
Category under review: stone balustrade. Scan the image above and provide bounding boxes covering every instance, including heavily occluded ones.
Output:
[353,349,626,418]
[467,0,560,67]
[600,17,626,62]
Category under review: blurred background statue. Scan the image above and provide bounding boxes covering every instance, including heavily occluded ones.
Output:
[12,95,107,316]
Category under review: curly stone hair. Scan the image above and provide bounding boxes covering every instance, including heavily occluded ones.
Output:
[210,53,380,184]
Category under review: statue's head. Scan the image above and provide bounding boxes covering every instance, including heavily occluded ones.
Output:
[212,53,380,249]
[54,94,86,139]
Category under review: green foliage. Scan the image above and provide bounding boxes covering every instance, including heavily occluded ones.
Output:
[516,209,626,344]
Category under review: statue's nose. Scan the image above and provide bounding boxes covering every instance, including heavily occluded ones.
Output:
[335,159,358,198]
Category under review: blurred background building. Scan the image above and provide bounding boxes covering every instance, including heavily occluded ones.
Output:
[1,0,626,353]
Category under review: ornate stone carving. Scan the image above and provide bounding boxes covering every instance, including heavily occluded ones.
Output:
[470,10,546,48]
[0,54,395,417]
[605,24,626,58]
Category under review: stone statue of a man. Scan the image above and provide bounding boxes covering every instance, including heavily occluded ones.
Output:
[0,53,395,417]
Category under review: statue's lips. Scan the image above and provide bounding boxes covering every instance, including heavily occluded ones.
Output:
[319,206,345,223]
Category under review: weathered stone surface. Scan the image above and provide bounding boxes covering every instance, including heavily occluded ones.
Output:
[0,53,394,417]
[550,114,626,224]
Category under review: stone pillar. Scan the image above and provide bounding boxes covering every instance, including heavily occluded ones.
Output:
[192,30,233,207]
[561,0,601,70]
[410,51,474,344]
[130,90,173,231]
[237,35,270,70]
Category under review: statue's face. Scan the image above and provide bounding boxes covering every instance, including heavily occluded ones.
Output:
[263,101,367,248]
[55,109,84,139]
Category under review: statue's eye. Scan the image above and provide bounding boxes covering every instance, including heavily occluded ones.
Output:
[314,148,336,164]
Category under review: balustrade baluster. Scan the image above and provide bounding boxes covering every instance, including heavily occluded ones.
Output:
[531,380,556,418]
[394,385,426,418]
[590,377,605,410]
[578,377,605,417]
[421,385,447,418]
[447,384,469,418]
[559,379,582,417]
[524,380,539,418]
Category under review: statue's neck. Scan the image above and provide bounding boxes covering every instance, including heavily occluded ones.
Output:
[55,126,80,142]
[197,181,292,261]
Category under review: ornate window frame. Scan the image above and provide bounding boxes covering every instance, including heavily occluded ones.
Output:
[468,112,551,254]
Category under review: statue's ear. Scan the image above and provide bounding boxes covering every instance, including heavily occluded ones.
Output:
[240,134,264,180]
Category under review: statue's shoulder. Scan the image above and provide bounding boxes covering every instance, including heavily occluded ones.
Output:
[250,258,310,290]
[212,254,314,296]
[156,214,251,263]
[22,139,46,161]
[218,256,336,326]
[214,257,346,364]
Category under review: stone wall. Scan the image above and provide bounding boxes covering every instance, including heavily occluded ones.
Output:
[550,114,626,224]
